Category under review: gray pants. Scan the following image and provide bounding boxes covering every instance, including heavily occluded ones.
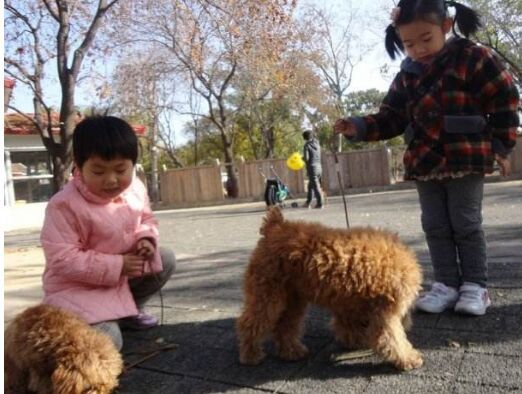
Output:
[306,173,323,206]
[92,247,176,350]
[416,174,487,289]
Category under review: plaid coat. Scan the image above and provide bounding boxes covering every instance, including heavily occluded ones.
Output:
[350,38,519,180]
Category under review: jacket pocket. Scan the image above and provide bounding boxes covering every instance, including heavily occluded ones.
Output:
[444,115,486,134]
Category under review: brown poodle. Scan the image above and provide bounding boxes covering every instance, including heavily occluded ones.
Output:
[237,207,423,371]
[4,304,123,394]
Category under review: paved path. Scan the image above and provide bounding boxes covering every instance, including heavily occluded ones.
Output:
[4,180,522,393]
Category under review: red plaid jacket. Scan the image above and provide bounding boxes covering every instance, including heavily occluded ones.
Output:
[350,38,519,180]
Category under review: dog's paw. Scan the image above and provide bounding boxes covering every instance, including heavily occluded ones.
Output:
[239,349,266,366]
[278,342,309,361]
[396,349,423,371]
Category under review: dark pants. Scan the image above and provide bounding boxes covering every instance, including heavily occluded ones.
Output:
[306,173,323,206]
[416,174,487,288]
[92,247,176,350]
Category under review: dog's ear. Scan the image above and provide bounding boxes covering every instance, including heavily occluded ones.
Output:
[260,207,284,235]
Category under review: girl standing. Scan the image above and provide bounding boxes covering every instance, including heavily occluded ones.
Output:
[334,0,519,316]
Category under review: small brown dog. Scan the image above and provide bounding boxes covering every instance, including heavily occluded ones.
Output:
[237,207,423,370]
[4,304,123,394]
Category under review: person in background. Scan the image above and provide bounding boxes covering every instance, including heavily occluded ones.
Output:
[302,130,324,209]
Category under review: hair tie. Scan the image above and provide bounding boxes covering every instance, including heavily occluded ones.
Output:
[390,6,401,26]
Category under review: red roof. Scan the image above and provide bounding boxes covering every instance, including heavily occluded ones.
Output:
[4,79,15,89]
[4,112,147,136]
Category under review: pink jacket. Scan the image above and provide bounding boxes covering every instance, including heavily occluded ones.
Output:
[40,173,162,324]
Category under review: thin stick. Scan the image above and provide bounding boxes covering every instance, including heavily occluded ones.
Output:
[329,135,350,228]
[124,343,178,372]
[330,349,374,363]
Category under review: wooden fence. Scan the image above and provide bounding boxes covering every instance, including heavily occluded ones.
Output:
[160,163,224,206]
[159,146,392,208]
[321,146,391,194]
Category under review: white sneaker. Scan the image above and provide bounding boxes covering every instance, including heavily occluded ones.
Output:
[416,282,459,313]
[454,282,491,316]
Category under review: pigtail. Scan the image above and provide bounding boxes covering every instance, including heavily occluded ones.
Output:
[385,24,404,60]
[445,0,482,37]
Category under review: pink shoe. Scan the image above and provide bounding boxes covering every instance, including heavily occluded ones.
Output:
[120,311,158,330]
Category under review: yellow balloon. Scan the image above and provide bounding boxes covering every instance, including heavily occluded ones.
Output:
[286,152,305,171]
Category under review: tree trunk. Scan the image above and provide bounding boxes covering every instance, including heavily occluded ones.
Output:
[51,155,67,193]
[54,82,77,193]
[223,139,239,198]
[263,125,275,159]
[150,114,160,204]
[194,119,199,166]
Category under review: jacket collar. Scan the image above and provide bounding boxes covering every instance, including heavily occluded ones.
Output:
[400,37,472,75]
[72,168,131,204]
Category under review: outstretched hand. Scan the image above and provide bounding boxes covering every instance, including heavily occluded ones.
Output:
[333,118,356,137]
[495,154,511,177]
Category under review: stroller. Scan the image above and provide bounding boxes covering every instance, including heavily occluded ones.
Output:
[259,166,298,208]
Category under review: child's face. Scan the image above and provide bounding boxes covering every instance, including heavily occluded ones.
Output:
[79,155,134,199]
[398,18,452,64]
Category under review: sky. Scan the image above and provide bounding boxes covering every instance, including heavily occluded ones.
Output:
[6,0,399,143]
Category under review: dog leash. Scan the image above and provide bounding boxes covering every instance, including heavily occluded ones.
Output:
[329,135,350,229]
[139,249,165,326]
[121,256,170,374]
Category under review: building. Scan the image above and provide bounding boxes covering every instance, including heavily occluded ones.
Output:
[4,111,147,206]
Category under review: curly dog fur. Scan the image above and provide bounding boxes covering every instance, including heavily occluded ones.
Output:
[4,304,123,394]
[237,207,423,370]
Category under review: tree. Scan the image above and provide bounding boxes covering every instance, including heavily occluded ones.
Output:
[4,0,122,193]
[121,0,297,198]
[297,3,373,152]
[178,117,224,166]
[469,0,521,89]
[233,97,303,160]
[109,51,184,202]
[344,88,385,116]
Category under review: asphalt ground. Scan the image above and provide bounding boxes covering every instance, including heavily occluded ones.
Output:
[3,180,522,393]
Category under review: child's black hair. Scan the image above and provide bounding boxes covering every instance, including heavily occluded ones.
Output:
[385,0,482,59]
[73,115,138,168]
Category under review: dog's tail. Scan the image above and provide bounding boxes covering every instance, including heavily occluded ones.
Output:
[260,206,284,236]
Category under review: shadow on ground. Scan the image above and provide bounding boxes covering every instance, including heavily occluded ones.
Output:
[117,294,522,393]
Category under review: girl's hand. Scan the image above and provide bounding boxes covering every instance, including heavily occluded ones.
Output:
[333,118,356,137]
[495,154,511,177]
[136,238,155,259]
[122,254,145,278]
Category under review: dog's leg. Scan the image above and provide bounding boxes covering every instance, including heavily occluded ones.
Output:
[237,289,287,365]
[273,295,309,361]
[331,314,368,350]
[402,310,413,332]
[367,313,423,371]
